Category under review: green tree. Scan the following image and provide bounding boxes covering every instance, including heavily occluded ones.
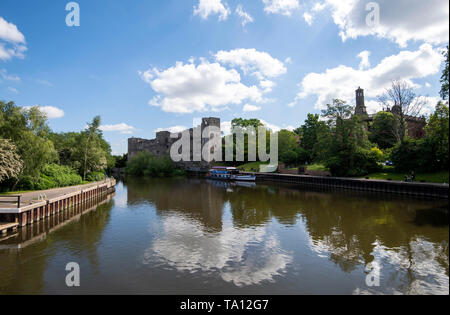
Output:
[231,118,263,130]
[0,102,57,188]
[320,99,380,176]
[278,129,300,165]
[126,152,176,177]
[369,111,400,149]
[0,139,23,183]
[425,101,449,169]
[441,46,449,100]
[297,113,329,162]
[225,118,266,163]
[83,116,102,180]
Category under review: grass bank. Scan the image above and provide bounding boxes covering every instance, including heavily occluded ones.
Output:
[361,167,449,184]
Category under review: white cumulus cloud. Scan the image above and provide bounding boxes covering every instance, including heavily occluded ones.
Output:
[290,44,444,110]
[357,50,371,70]
[139,49,288,114]
[0,17,27,61]
[236,4,254,27]
[100,123,136,135]
[215,48,287,79]
[194,0,230,21]
[323,0,449,47]
[139,60,263,114]
[155,125,188,134]
[303,12,313,25]
[262,0,300,16]
[23,106,65,119]
[243,104,262,112]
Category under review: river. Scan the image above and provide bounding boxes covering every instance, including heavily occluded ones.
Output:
[0,177,448,295]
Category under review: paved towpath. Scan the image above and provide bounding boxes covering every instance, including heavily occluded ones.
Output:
[0,179,113,208]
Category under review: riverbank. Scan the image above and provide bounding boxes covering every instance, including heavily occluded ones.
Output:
[362,169,449,184]
[241,171,449,199]
[0,178,116,234]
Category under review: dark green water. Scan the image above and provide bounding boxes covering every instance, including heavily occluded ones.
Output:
[0,177,448,295]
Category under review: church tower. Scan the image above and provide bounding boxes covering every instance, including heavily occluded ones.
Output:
[355,87,368,116]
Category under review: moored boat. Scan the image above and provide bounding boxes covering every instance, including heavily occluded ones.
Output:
[206,167,256,182]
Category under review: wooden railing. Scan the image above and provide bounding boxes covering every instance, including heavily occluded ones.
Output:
[0,195,22,208]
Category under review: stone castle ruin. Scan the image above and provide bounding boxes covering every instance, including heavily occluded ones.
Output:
[354,87,426,139]
[128,117,221,171]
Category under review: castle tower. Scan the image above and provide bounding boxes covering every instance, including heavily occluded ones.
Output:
[355,87,368,116]
[201,117,221,162]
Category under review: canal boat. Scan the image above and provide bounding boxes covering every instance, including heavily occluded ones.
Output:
[206,167,256,182]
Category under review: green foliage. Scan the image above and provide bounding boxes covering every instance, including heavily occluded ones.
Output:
[231,118,263,129]
[295,147,310,165]
[391,102,449,173]
[86,171,105,182]
[237,161,269,172]
[82,116,105,180]
[126,152,178,177]
[391,138,425,172]
[0,102,57,185]
[280,150,298,165]
[364,168,449,184]
[369,111,400,149]
[320,99,381,177]
[1,100,112,191]
[441,46,449,100]
[425,101,449,168]
[49,120,113,178]
[0,138,23,182]
[278,129,300,165]
[325,147,382,177]
[113,154,128,168]
[224,118,271,163]
[17,164,82,191]
[296,114,329,163]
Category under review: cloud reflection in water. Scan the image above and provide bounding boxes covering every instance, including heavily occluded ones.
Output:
[144,203,292,287]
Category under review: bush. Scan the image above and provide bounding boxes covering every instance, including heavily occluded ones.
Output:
[35,175,57,190]
[295,147,310,165]
[391,138,444,173]
[325,147,382,177]
[86,171,105,182]
[16,164,82,190]
[126,152,179,177]
[280,150,299,166]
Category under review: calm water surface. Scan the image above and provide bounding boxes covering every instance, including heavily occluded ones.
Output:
[0,177,448,295]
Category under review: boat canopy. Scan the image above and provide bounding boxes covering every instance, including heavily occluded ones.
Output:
[211,166,238,171]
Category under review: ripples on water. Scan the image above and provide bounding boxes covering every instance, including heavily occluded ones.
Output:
[0,177,448,295]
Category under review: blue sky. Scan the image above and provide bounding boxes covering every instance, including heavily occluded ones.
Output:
[1,0,448,154]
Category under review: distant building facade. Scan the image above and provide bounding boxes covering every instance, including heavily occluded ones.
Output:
[128,117,221,171]
[354,87,426,139]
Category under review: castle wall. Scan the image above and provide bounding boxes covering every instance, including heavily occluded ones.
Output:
[128,117,221,171]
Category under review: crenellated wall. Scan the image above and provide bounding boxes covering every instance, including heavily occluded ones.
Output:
[128,117,221,171]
